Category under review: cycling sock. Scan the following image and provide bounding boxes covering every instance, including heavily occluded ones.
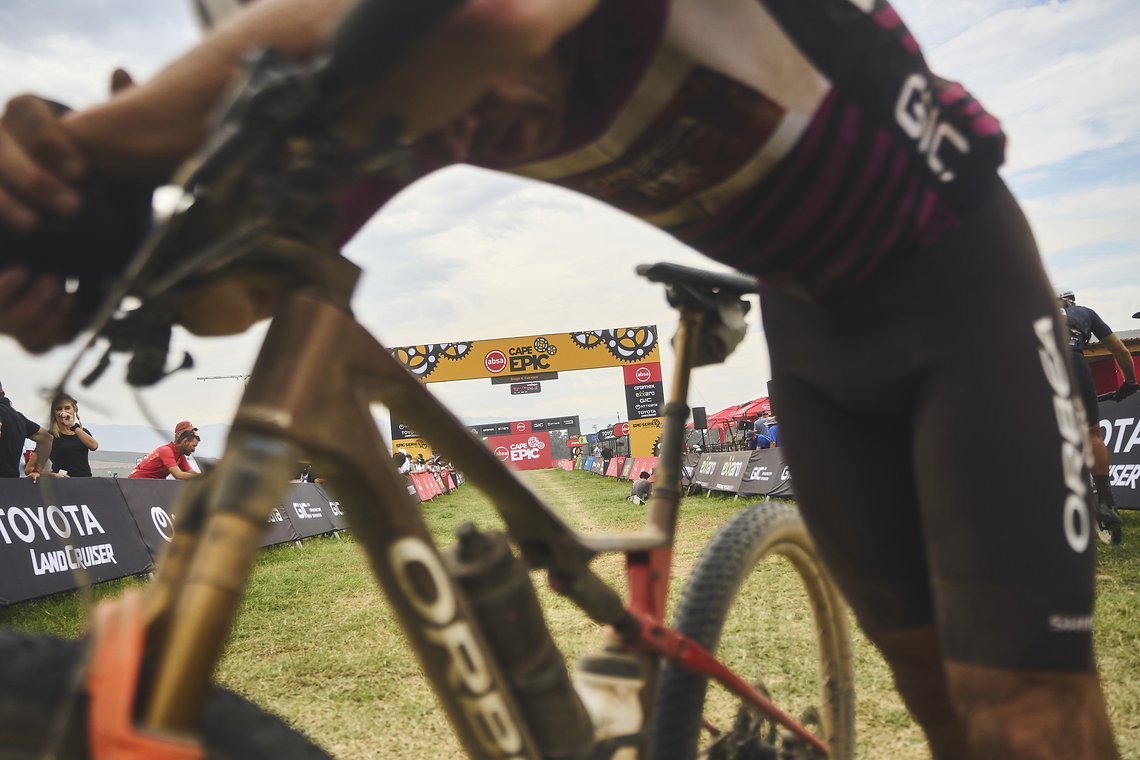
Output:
[1093,475,1116,507]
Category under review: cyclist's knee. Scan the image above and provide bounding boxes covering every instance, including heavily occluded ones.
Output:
[865,626,966,758]
[945,663,1118,759]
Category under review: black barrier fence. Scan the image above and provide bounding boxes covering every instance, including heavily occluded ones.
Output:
[686,449,793,498]
[1100,392,1140,509]
[572,449,793,499]
[1,479,358,607]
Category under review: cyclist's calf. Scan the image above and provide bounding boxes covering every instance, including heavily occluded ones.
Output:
[944,662,1119,759]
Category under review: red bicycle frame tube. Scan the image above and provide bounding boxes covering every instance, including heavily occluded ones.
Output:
[625,550,830,757]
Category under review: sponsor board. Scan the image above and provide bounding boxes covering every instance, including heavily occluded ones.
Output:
[391,328,659,383]
[1099,392,1140,508]
[629,417,664,458]
[485,431,553,471]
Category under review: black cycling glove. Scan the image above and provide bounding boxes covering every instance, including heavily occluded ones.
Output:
[1111,381,1140,402]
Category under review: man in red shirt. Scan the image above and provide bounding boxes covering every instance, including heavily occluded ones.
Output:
[128,421,200,480]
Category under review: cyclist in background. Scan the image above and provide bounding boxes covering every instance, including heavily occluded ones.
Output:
[1057,287,1139,540]
[0,0,1121,756]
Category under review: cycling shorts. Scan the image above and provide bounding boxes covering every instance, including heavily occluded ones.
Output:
[760,178,1097,672]
[1069,351,1100,430]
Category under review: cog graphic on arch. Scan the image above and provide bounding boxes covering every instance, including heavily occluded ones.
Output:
[533,337,557,355]
[439,342,473,361]
[603,326,658,363]
[570,331,605,349]
[391,344,446,379]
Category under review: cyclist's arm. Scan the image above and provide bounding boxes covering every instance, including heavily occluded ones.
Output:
[65,0,601,187]
[1102,333,1137,385]
[1,0,600,347]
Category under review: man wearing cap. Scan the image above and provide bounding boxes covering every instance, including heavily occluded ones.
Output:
[128,421,200,480]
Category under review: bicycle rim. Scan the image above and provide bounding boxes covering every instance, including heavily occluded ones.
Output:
[649,501,855,760]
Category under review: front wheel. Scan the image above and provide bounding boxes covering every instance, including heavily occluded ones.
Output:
[649,501,855,759]
[0,631,330,759]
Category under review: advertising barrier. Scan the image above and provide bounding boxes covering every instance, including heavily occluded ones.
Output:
[0,475,462,607]
[0,478,154,605]
[1100,392,1140,509]
[487,431,553,471]
[567,450,792,499]
[411,471,443,501]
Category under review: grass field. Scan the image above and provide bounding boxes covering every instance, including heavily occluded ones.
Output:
[2,469,1138,758]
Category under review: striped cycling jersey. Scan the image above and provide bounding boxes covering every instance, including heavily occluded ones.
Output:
[495,0,1007,299]
[336,0,1007,299]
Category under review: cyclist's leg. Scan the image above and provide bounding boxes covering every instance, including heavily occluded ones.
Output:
[903,185,1116,757]
[763,366,966,757]
[1071,353,1121,527]
[761,179,1117,758]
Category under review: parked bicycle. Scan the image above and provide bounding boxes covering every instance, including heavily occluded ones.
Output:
[0,1,853,757]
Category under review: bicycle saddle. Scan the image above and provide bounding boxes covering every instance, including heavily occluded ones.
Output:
[636,262,760,298]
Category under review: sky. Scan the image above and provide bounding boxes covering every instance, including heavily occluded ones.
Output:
[1,0,1138,457]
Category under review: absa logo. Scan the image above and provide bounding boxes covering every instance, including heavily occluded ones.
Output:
[635,367,652,383]
[493,446,510,461]
[484,350,507,374]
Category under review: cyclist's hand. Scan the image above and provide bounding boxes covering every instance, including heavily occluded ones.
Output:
[0,94,85,230]
[0,69,134,231]
[1111,381,1139,402]
[0,268,78,353]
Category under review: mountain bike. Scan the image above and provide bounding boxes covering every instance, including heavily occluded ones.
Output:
[0,0,854,756]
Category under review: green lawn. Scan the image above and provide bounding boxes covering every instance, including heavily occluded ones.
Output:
[2,470,1137,758]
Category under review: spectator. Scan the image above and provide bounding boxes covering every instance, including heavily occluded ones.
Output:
[44,392,98,477]
[767,419,780,448]
[600,443,613,473]
[753,412,771,437]
[0,380,52,482]
[628,471,652,505]
[129,421,200,480]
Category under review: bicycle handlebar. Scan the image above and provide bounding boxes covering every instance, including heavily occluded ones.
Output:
[0,0,462,348]
[1097,381,1139,403]
[318,0,463,93]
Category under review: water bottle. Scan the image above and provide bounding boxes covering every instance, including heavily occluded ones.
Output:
[572,650,645,760]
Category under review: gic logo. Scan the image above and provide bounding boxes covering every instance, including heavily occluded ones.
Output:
[484,350,507,374]
[635,367,652,382]
[493,446,510,461]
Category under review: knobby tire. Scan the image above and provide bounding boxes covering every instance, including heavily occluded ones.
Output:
[649,501,855,759]
[0,631,329,759]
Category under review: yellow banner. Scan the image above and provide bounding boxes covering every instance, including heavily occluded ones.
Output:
[629,417,665,458]
[390,326,659,383]
[391,437,433,459]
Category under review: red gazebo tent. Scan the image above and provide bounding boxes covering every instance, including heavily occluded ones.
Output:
[728,397,770,422]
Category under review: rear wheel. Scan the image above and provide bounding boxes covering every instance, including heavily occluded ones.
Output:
[649,501,855,759]
[0,631,329,759]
